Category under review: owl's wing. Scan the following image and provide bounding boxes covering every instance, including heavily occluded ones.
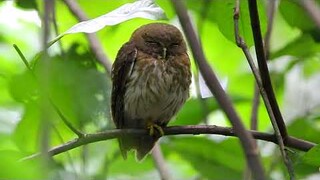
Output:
[111,42,137,129]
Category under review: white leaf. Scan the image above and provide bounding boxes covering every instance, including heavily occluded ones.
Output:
[63,0,167,35]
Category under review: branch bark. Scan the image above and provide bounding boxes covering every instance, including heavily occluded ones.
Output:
[21,125,315,161]
[247,1,294,178]
[247,0,288,142]
[170,1,266,179]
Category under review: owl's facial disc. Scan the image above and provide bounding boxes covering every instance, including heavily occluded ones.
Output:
[144,39,169,60]
[130,23,187,60]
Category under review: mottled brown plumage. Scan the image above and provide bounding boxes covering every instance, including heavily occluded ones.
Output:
[111,23,191,160]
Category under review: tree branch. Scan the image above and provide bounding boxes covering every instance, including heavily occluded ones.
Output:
[247,1,294,178]
[151,143,171,180]
[21,125,315,161]
[247,0,288,141]
[62,0,112,75]
[170,0,266,179]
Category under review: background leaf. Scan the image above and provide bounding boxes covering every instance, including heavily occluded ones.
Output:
[63,0,167,35]
[163,137,245,180]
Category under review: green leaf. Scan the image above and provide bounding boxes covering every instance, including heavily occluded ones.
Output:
[271,34,320,59]
[279,0,318,31]
[13,101,41,153]
[289,145,320,178]
[13,44,111,152]
[15,0,38,10]
[0,133,18,151]
[9,71,38,103]
[163,137,244,179]
[303,144,320,166]
[33,44,111,128]
[108,151,155,177]
[171,98,219,125]
[287,118,320,144]
[0,150,43,179]
[303,56,320,78]
[188,0,266,46]
[287,151,319,178]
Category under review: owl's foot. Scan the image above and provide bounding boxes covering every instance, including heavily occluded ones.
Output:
[146,122,164,137]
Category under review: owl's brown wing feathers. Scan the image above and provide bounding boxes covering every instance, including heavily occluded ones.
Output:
[111,42,137,129]
[111,42,138,160]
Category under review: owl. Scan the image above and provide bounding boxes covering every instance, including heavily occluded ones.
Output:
[111,23,191,160]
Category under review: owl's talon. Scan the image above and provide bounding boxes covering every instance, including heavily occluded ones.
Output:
[147,122,164,137]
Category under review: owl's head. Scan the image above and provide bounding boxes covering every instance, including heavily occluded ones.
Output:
[130,23,187,59]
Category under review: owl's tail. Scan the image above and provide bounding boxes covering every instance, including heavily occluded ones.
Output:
[118,135,159,161]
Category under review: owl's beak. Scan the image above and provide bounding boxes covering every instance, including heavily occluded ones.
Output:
[162,47,167,59]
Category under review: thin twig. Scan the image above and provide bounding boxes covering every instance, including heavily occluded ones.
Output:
[264,0,277,60]
[62,0,112,75]
[50,101,84,137]
[51,3,65,56]
[250,84,260,131]
[20,125,316,161]
[13,45,33,71]
[247,0,294,178]
[171,1,265,179]
[151,143,171,180]
[234,2,272,142]
[299,0,320,30]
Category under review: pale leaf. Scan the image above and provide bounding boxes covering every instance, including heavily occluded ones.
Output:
[63,0,167,35]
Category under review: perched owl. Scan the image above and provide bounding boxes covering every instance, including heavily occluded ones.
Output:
[111,23,191,160]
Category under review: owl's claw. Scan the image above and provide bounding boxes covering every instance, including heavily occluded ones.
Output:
[147,122,164,137]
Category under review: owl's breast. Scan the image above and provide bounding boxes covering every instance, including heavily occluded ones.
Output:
[123,54,191,127]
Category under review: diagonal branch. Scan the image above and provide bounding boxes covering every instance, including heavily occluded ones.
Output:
[247,0,288,142]
[62,0,112,75]
[170,0,266,179]
[21,125,316,161]
[246,0,294,178]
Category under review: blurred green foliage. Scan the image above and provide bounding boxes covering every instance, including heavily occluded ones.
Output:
[0,0,319,179]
